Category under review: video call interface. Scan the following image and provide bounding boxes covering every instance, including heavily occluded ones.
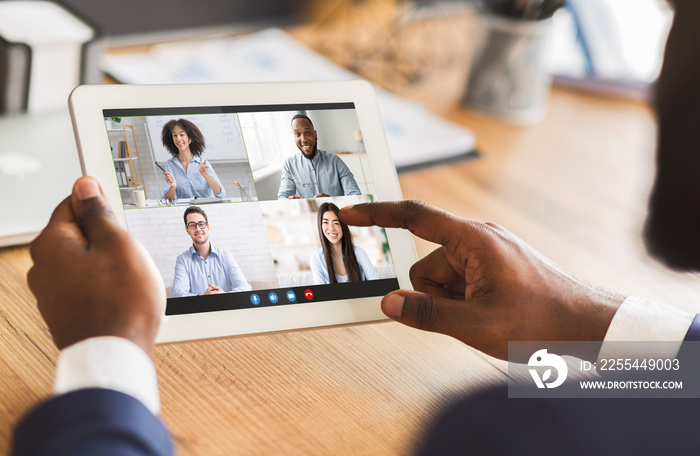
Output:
[102,103,399,315]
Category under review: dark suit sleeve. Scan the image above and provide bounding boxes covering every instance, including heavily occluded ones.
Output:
[683,314,700,341]
[12,388,173,456]
[415,385,700,456]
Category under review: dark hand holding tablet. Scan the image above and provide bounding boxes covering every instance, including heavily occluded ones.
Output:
[27,173,622,361]
[340,200,624,360]
[27,176,165,355]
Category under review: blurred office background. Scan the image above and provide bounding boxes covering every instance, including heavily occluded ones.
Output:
[0,0,676,246]
[0,0,674,112]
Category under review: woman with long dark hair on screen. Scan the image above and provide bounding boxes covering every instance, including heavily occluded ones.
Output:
[161,118,225,200]
[310,202,378,284]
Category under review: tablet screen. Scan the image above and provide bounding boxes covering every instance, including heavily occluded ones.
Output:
[102,102,399,316]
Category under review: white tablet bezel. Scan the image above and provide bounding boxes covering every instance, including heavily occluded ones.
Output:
[68,80,416,344]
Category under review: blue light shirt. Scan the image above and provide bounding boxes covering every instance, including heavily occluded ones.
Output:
[163,155,225,199]
[309,245,378,284]
[278,149,361,199]
[172,244,251,297]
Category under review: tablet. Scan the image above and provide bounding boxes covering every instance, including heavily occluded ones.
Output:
[68,80,417,344]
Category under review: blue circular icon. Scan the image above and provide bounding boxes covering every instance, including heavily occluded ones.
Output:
[286,290,297,302]
[268,292,279,303]
[250,294,260,305]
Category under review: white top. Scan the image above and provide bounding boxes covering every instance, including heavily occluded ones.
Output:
[309,245,378,284]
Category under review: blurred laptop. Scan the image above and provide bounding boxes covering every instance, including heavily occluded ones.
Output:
[56,0,308,46]
[0,111,81,247]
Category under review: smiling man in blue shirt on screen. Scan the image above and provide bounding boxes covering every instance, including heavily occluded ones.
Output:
[171,206,251,297]
[277,114,361,199]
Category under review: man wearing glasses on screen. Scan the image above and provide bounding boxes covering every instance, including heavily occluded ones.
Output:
[171,206,251,297]
[277,114,361,199]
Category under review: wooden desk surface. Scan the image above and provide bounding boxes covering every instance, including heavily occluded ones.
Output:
[4,86,699,455]
[3,12,700,456]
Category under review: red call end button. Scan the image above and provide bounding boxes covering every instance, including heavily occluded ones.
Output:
[304,289,314,300]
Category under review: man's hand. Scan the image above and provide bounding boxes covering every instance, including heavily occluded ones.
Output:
[340,200,623,360]
[313,193,330,198]
[203,284,223,295]
[287,195,303,199]
[27,177,166,356]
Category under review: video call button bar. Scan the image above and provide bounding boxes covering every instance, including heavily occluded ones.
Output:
[165,278,400,316]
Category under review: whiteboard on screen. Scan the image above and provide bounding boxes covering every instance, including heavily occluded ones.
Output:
[146,114,247,163]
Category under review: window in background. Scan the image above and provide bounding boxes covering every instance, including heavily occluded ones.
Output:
[548,0,673,97]
[239,111,297,172]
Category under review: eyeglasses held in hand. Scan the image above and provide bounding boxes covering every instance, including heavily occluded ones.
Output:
[157,198,176,206]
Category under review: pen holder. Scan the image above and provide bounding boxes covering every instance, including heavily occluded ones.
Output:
[237,181,253,202]
[464,13,553,124]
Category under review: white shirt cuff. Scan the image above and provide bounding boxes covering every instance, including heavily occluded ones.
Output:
[599,295,696,361]
[53,336,160,415]
[604,295,695,342]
